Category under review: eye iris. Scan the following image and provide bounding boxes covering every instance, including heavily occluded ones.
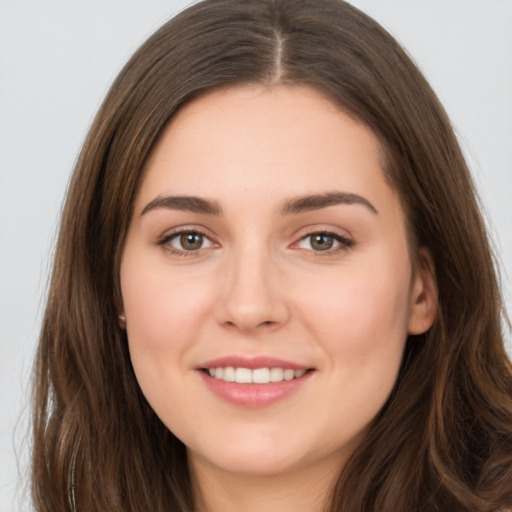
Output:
[180,233,203,250]
[311,234,334,251]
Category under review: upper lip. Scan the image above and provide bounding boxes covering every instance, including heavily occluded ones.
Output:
[198,356,311,371]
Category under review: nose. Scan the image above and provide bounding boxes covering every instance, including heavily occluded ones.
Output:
[215,246,290,333]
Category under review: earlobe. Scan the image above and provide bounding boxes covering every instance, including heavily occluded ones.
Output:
[407,248,438,335]
[118,312,127,329]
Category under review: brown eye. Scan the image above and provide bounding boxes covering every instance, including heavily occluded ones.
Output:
[178,232,204,250]
[162,230,215,253]
[295,231,354,253]
[310,234,334,251]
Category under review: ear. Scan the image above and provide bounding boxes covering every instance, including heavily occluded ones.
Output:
[118,312,127,329]
[407,247,438,335]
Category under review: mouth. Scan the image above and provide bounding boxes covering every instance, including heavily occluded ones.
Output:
[197,357,314,407]
[203,366,309,384]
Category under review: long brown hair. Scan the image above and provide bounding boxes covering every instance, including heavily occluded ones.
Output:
[32,1,512,510]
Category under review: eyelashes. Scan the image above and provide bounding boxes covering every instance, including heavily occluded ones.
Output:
[156,227,355,258]
[292,232,354,253]
[156,228,216,257]
[168,231,214,252]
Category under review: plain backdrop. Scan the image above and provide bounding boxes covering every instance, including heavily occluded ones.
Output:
[1,1,511,510]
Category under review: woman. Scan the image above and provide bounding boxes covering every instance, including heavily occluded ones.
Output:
[32,0,512,511]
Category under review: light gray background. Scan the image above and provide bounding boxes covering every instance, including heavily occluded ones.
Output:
[1,1,511,510]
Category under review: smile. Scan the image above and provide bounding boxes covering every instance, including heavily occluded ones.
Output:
[207,367,307,384]
[198,357,314,407]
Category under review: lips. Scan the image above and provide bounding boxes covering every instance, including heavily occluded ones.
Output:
[199,355,310,371]
[197,356,314,407]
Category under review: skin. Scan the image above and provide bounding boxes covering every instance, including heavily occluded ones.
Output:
[120,85,437,512]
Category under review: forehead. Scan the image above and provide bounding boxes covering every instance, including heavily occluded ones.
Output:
[137,85,398,219]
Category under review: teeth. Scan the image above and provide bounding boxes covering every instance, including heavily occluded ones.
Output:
[224,366,235,382]
[235,367,252,383]
[206,367,307,384]
[284,369,295,381]
[253,367,270,384]
[270,367,283,382]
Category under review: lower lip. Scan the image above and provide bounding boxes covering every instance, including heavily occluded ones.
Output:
[199,371,313,408]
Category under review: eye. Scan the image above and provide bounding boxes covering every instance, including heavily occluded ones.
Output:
[158,230,216,254]
[295,232,354,253]
[172,232,207,251]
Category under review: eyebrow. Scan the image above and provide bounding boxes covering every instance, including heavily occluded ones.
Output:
[141,196,223,216]
[140,191,378,217]
[279,192,378,215]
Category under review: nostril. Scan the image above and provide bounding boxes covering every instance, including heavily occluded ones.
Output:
[222,319,276,330]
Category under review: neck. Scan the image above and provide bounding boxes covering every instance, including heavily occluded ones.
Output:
[189,453,342,512]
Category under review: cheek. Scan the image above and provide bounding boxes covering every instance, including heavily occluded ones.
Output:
[299,258,412,360]
[121,259,214,353]
[296,261,412,435]
[120,257,216,419]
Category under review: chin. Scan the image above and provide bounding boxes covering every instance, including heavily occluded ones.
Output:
[191,448,303,477]
[186,428,310,476]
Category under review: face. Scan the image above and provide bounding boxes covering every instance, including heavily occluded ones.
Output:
[120,86,435,481]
